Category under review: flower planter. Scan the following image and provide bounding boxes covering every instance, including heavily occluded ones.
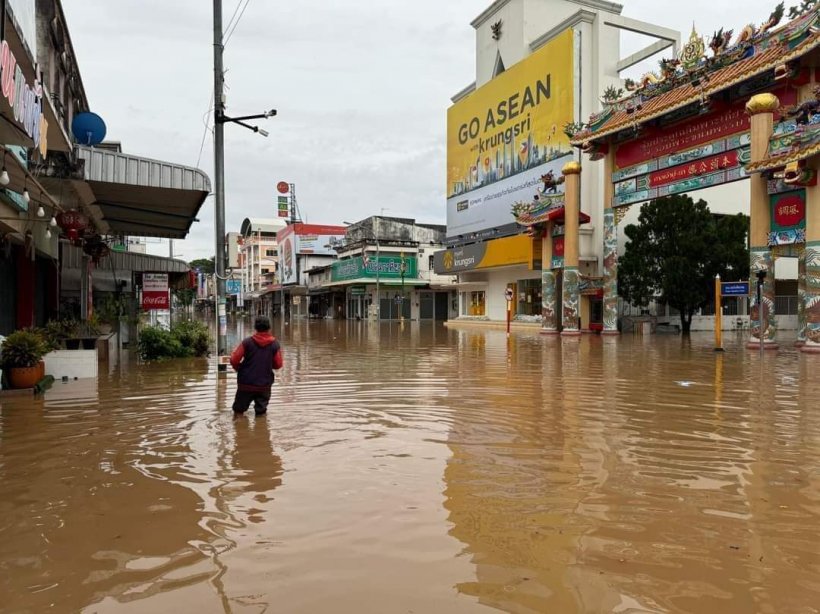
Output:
[82,338,97,350]
[9,365,42,389]
[65,339,81,350]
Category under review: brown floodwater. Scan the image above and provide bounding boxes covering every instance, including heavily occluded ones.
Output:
[1,320,819,613]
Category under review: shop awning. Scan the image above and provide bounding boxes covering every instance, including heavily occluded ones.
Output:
[73,146,211,239]
[453,281,489,290]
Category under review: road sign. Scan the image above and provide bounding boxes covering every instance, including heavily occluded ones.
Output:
[276,181,290,194]
[505,288,513,301]
[721,281,749,296]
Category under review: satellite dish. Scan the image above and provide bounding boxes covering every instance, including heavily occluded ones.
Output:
[72,112,107,145]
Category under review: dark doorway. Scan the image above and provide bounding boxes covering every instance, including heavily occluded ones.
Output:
[434,292,449,321]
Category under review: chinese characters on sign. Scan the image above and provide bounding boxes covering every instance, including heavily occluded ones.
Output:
[769,190,806,246]
[648,151,739,188]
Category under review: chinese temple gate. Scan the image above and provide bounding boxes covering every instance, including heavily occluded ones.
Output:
[561,4,820,351]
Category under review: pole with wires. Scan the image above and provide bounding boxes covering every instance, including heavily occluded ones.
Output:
[212,0,228,367]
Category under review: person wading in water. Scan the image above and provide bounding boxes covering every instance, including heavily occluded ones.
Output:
[229,316,284,418]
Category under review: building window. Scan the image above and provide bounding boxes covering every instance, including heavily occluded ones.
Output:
[261,268,269,274]
[464,291,485,316]
[428,255,434,271]
[266,249,277,257]
[516,279,541,316]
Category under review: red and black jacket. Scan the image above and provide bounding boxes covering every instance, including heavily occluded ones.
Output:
[229,332,284,392]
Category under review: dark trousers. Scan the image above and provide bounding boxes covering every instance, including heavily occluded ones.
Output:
[233,389,271,415]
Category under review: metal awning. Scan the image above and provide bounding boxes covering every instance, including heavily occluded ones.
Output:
[74,146,211,239]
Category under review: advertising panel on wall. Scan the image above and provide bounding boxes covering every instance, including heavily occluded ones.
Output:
[277,224,347,285]
[446,29,574,241]
[142,273,169,310]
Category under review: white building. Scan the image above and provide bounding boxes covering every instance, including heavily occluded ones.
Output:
[437,0,679,325]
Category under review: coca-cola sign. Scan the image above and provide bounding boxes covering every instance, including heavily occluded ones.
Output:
[142,273,169,310]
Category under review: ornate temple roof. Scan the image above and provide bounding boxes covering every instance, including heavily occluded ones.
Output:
[569,6,820,148]
[512,196,591,227]
[745,115,820,173]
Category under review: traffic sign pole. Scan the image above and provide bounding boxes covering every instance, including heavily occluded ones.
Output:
[714,274,723,352]
[505,287,513,337]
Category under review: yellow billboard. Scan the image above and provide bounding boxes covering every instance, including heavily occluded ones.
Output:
[446,29,574,239]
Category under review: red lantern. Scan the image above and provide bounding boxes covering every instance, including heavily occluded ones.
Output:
[56,210,89,242]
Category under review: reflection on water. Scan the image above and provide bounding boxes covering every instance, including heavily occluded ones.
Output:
[1,320,819,612]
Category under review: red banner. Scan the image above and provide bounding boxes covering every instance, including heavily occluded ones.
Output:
[649,150,739,188]
[552,235,565,257]
[616,106,748,169]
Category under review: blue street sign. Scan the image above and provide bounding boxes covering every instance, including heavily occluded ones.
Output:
[721,281,749,296]
[226,279,242,295]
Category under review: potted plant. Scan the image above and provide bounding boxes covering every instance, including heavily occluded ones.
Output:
[97,294,126,335]
[81,316,101,349]
[0,329,48,389]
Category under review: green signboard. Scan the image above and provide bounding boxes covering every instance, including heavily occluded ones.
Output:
[331,255,418,282]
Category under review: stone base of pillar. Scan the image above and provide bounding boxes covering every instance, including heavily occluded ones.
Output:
[539,329,559,335]
[581,329,596,334]
[745,340,779,350]
[601,330,620,336]
[800,343,820,354]
[561,329,581,337]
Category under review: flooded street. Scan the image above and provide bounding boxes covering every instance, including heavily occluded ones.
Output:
[2,321,820,613]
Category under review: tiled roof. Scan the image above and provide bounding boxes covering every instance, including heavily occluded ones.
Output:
[570,13,820,146]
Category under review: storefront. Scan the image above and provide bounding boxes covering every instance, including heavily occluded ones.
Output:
[434,234,542,321]
[328,253,428,320]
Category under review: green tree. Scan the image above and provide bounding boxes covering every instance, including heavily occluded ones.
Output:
[189,257,215,274]
[618,194,749,334]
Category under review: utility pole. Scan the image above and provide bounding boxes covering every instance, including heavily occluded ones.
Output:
[212,0,276,364]
[212,0,228,361]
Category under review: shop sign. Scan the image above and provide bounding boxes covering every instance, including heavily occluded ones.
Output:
[434,234,534,274]
[142,273,169,310]
[350,285,366,295]
[769,190,806,246]
[0,40,48,157]
[331,255,418,282]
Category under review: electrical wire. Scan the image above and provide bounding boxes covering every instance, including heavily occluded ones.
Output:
[195,0,252,167]
[195,92,214,168]
[224,0,252,46]
[223,0,244,38]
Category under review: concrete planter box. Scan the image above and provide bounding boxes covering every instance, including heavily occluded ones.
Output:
[44,349,98,380]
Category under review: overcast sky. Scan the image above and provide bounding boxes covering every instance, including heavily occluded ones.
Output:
[62,0,781,260]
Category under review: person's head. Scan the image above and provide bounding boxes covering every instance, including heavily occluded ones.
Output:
[254,316,271,332]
